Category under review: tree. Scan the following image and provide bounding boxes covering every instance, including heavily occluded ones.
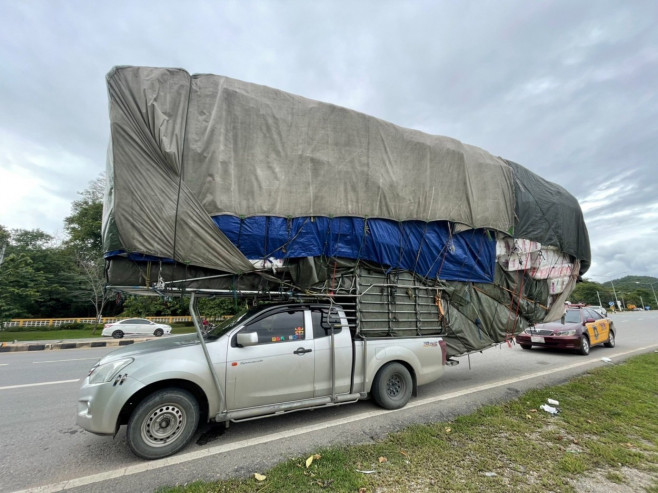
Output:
[64,175,105,255]
[64,175,113,327]
[569,281,603,306]
[0,252,47,324]
[0,227,79,321]
[0,225,10,268]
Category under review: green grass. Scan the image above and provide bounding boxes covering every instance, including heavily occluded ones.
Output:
[157,353,658,493]
[0,324,196,342]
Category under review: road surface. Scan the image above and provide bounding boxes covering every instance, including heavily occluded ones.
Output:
[1,311,656,492]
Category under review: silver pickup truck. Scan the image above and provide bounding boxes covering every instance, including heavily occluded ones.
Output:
[77,302,447,459]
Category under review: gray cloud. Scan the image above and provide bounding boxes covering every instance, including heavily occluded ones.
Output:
[0,0,656,281]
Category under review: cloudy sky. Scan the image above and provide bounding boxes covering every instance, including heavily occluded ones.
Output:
[0,0,656,282]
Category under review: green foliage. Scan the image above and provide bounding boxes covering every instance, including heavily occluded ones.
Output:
[1,322,95,333]
[573,275,658,310]
[64,197,103,254]
[0,252,47,320]
[570,280,607,305]
[119,295,241,318]
[198,297,242,317]
[121,295,183,317]
[0,177,112,320]
[0,228,93,320]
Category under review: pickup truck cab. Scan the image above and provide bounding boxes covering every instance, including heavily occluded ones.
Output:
[77,303,446,459]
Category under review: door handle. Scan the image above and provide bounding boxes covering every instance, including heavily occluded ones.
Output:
[293,347,312,355]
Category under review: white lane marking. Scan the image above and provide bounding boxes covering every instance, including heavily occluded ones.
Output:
[13,344,658,492]
[0,363,8,366]
[0,379,80,391]
[33,358,99,364]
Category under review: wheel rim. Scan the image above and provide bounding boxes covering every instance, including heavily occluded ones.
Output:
[386,373,405,398]
[582,338,589,353]
[610,333,615,346]
[141,403,187,448]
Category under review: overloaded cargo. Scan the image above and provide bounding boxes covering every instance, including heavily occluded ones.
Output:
[103,66,590,357]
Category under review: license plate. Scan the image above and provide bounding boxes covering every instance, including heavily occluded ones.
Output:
[531,336,545,343]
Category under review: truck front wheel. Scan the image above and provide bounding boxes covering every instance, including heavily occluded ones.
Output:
[127,388,200,460]
[372,362,413,410]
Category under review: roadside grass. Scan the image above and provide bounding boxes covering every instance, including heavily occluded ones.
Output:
[159,353,658,493]
[0,324,196,342]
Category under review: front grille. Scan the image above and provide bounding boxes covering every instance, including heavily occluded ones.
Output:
[528,329,554,336]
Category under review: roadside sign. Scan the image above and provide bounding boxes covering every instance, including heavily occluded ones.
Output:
[608,301,614,306]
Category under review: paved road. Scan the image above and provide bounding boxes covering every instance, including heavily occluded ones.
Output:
[1,311,656,493]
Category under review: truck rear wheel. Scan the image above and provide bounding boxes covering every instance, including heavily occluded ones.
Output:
[372,362,413,410]
[127,388,200,460]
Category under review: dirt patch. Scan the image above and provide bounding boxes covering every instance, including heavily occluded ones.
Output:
[570,466,657,492]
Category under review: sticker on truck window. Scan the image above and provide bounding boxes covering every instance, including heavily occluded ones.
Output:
[271,334,303,342]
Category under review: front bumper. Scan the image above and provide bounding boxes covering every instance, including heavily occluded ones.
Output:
[76,375,145,435]
[516,333,582,350]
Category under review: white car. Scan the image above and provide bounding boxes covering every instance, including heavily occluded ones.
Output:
[587,305,607,317]
[102,318,172,339]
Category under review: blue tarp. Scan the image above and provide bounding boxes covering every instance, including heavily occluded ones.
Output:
[212,216,495,283]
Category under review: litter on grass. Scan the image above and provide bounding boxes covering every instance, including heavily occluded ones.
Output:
[540,404,559,415]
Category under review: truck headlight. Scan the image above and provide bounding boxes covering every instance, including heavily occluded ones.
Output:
[88,358,133,384]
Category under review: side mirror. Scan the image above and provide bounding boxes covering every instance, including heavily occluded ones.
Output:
[237,332,258,347]
[585,318,596,324]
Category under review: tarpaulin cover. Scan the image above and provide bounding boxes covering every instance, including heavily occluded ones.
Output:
[506,160,590,273]
[103,66,516,277]
[212,215,495,283]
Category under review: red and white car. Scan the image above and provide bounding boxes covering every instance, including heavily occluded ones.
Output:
[516,306,615,355]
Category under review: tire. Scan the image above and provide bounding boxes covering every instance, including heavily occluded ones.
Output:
[604,329,615,348]
[112,330,124,339]
[578,335,590,355]
[520,344,532,350]
[127,388,200,460]
[371,362,413,410]
[154,328,164,337]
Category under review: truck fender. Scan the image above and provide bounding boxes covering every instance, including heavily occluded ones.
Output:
[365,347,421,394]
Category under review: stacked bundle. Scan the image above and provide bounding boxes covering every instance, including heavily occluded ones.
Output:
[103,67,590,356]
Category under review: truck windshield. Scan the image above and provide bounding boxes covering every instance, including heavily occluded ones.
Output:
[205,307,251,340]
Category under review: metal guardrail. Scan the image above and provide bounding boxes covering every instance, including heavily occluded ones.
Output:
[2,316,197,328]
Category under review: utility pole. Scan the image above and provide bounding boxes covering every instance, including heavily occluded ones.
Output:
[636,281,658,308]
[636,280,658,309]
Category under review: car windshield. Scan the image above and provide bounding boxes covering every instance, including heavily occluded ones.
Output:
[564,310,581,324]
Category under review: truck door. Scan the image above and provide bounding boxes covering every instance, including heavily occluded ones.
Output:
[226,307,315,409]
[311,307,353,397]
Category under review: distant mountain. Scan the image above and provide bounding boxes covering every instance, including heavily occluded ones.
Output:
[606,275,658,293]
